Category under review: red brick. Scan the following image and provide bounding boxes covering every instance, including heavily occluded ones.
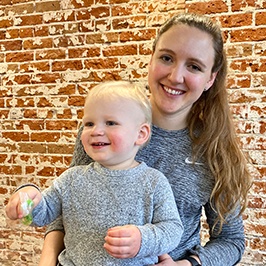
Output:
[78,21,95,33]
[0,19,13,28]
[4,3,34,15]
[255,11,266,25]
[23,38,53,50]
[96,18,111,31]
[19,27,34,38]
[43,11,75,23]
[31,132,61,142]
[68,47,101,58]
[6,51,33,62]
[227,74,251,88]
[3,74,32,85]
[35,25,49,37]
[231,0,256,11]
[52,60,83,71]
[84,58,119,69]
[186,0,228,14]
[6,29,19,39]
[0,40,22,51]
[15,120,45,131]
[120,29,156,42]
[18,143,47,153]
[231,28,266,42]
[31,73,62,84]
[0,165,22,175]
[47,143,75,154]
[219,13,253,28]
[112,16,146,30]
[71,0,94,8]
[2,132,30,141]
[226,43,253,58]
[103,44,137,56]
[75,10,92,20]
[45,120,78,130]
[90,6,110,18]
[68,96,86,106]
[35,1,61,12]
[20,61,50,72]
[19,15,43,26]
[36,49,66,60]
[56,108,73,119]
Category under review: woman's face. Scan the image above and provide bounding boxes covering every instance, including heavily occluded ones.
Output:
[148,24,217,125]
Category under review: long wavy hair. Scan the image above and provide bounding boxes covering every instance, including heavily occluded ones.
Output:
[153,13,252,232]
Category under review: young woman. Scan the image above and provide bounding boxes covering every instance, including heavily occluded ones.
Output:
[7,13,251,266]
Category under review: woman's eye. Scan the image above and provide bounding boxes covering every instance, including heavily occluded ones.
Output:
[189,64,202,72]
[160,55,173,63]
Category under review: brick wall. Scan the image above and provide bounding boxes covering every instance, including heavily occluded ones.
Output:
[0,0,265,265]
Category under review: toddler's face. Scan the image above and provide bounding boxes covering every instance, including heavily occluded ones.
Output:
[81,96,145,169]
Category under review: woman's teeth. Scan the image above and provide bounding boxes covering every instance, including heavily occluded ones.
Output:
[164,86,183,95]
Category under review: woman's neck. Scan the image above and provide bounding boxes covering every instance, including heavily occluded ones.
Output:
[152,111,188,131]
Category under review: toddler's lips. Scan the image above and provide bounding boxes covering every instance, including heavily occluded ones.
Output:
[92,142,110,147]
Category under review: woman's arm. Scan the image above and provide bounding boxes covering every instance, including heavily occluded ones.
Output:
[193,202,245,266]
[38,230,65,266]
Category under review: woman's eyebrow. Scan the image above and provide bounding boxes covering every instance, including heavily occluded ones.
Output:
[157,48,174,54]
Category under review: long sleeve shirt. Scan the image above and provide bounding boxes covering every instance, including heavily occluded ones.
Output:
[32,161,183,266]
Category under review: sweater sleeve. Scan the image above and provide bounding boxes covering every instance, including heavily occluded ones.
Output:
[31,184,63,227]
[136,174,184,257]
[190,201,245,266]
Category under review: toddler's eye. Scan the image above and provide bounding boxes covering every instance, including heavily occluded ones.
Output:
[84,122,94,127]
[106,121,117,126]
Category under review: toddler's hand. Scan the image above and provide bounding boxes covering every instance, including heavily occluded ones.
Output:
[5,186,42,221]
[104,224,141,259]
[19,192,34,225]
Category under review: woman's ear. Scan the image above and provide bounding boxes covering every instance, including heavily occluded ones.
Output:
[135,123,151,146]
[205,71,218,91]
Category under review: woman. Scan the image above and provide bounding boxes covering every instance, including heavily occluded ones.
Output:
[7,13,251,266]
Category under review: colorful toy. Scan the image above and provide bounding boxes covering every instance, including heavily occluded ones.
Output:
[19,192,34,225]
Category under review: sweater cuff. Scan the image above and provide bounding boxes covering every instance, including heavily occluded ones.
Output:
[15,183,40,193]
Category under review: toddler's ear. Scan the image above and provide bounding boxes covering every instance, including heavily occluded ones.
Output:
[135,123,151,146]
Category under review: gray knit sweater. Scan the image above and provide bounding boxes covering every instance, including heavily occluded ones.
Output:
[47,125,246,266]
[32,161,183,266]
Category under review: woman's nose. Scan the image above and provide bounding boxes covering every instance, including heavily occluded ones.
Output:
[168,64,184,83]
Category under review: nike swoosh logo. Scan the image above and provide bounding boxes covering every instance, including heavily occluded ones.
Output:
[185,157,204,166]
